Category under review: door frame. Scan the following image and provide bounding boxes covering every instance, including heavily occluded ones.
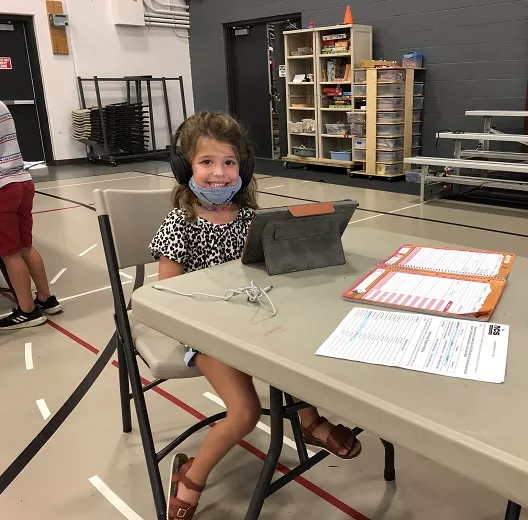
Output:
[0,14,54,165]
[223,13,302,117]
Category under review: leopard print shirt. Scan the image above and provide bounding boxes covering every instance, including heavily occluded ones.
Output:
[150,207,254,273]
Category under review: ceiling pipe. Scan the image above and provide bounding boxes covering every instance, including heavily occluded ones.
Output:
[144,11,189,21]
[143,0,187,16]
[145,16,189,26]
[145,21,190,29]
[151,0,188,9]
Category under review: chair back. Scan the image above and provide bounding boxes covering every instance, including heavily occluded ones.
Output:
[93,189,173,269]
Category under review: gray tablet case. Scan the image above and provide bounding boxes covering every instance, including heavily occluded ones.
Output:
[241,200,359,275]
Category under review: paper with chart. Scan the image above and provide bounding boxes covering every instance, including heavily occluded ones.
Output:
[343,268,505,319]
[381,245,515,278]
[316,308,509,383]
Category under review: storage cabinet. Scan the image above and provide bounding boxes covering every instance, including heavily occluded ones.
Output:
[283,23,373,170]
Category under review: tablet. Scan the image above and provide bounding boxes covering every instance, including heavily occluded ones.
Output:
[241,200,359,266]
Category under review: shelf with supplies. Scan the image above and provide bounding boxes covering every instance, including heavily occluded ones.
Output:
[284,23,373,172]
[348,67,426,180]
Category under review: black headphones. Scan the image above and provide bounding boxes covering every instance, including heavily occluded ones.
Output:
[169,120,255,187]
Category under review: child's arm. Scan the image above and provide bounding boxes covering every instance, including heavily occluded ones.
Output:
[158,255,185,280]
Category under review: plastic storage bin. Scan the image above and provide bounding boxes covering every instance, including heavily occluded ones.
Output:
[412,135,420,147]
[413,110,422,122]
[377,97,405,110]
[354,70,366,83]
[413,97,424,109]
[353,149,366,161]
[377,112,404,123]
[377,150,404,162]
[330,150,352,161]
[353,85,366,96]
[378,69,405,83]
[402,52,423,68]
[377,137,404,149]
[412,122,421,135]
[405,169,422,183]
[347,111,366,124]
[292,146,316,157]
[377,84,405,96]
[353,137,367,149]
[411,147,420,157]
[325,123,349,135]
[350,124,366,137]
[376,163,404,176]
[414,83,424,96]
[377,124,404,137]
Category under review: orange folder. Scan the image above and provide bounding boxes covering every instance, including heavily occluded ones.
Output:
[343,245,516,321]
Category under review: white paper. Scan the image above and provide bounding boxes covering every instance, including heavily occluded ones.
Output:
[316,308,509,383]
[354,271,491,315]
[399,247,504,277]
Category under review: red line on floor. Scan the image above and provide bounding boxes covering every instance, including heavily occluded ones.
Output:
[33,205,82,215]
[0,290,369,520]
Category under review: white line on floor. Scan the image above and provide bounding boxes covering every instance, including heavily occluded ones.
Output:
[203,392,315,457]
[79,244,98,257]
[119,271,134,280]
[264,185,286,190]
[36,399,51,420]
[58,280,133,303]
[35,175,144,191]
[25,342,34,370]
[147,273,158,278]
[50,268,67,284]
[89,476,145,520]
[301,180,312,184]
[348,202,424,225]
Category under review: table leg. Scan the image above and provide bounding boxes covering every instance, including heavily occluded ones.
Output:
[420,165,427,202]
[454,139,462,177]
[482,116,492,151]
[504,501,522,520]
[245,386,284,520]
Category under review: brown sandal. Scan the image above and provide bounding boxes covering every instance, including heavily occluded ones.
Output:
[301,416,362,460]
[167,455,205,520]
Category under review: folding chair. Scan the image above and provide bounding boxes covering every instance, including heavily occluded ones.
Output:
[94,188,396,520]
[0,258,16,299]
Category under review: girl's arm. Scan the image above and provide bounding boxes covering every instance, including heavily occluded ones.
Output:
[158,255,185,280]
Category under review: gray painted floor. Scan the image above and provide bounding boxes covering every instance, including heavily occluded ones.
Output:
[1,164,527,520]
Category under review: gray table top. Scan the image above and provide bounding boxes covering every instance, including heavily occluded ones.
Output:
[132,227,528,506]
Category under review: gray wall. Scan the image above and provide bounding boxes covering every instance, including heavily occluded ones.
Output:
[189,0,528,157]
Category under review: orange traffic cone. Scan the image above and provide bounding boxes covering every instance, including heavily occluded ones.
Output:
[343,5,354,24]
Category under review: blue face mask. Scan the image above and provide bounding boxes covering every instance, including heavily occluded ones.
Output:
[189,176,242,206]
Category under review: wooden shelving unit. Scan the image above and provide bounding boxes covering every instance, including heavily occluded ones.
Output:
[350,67,425,180]
[283,23,372,171]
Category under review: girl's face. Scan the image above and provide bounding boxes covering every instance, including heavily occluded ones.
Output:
[191,137,240,189]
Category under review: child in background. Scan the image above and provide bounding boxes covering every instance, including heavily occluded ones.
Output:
[0,101,61,330]
[150,112,360,520]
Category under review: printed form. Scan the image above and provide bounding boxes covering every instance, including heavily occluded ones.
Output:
[356,270,491,315]
[398,247,505,277]
[316,308,509,383]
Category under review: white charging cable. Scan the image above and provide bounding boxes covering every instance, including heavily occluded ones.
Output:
[152,281,277,317]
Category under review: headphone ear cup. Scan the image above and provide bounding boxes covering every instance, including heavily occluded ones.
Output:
[170,150,193,184]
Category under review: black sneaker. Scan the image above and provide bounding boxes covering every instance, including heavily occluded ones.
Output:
[34,295,63,315]
[0,307,47,331]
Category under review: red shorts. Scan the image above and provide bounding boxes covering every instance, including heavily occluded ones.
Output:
[0,180,35,257]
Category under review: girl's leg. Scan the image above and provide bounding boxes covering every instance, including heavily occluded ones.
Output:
[297,403,356,457]
[176,354,261,506]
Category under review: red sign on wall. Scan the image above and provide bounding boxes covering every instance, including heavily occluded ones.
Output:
[0,57,12,70]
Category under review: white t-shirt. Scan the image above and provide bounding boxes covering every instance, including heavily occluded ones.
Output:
[0,101,32,188]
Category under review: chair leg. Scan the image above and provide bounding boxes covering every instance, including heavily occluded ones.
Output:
[284,394,309,464]
[116,337,132,433]
[380,439,396,481]
[123,339,166,519]
[504,501,522,520]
